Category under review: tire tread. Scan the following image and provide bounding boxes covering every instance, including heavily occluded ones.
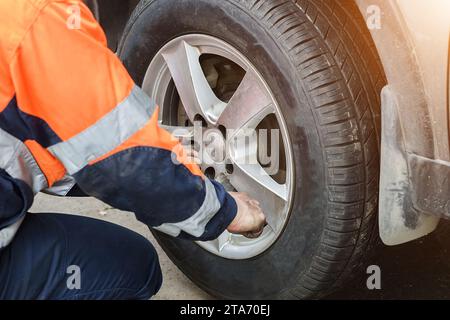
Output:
[243,0,385,298]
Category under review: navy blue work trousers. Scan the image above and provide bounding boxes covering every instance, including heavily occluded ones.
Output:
[0,213,162,299]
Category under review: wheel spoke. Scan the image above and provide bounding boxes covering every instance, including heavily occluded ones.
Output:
[216,231,231,252]
[217,71,275,132]
[161,40,226,123]
[160,125,194,140]
[229,161,288,232]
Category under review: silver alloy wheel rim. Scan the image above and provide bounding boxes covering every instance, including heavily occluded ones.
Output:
[142,34,294,260]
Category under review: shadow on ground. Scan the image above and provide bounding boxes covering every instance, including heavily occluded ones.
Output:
[327,221,450,300]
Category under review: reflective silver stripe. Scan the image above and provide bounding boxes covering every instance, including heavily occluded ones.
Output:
[154,179,221,238]
[0,128,48,194]
[0,216,25,248]
[49,86,157,175]
[0,129,48,248]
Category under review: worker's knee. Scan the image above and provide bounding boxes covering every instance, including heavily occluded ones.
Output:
[63,215,164,300]
[65,219,164,300]
[132,238,163,300]
[58,214,163,300]
[1,213,163,300]
[105,227,163,300]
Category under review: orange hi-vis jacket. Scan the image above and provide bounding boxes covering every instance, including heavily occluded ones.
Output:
[0,0,237,247]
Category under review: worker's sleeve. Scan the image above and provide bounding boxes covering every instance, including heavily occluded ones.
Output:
[8,1,237,241]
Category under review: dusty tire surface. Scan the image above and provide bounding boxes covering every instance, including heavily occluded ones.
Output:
[118,0,386,299]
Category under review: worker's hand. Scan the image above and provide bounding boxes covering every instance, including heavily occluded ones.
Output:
[227,192,267,239]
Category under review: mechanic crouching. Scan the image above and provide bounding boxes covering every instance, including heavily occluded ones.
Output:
[0,0,266,299]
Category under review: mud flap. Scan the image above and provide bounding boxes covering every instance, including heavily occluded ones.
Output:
[379,86,439,245]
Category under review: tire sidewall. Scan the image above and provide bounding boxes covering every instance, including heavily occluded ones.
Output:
[118,0,328,299]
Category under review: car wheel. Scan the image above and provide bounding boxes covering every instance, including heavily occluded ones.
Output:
[118,0,385,299]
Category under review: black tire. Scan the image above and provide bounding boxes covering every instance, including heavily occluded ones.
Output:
[118,0,386,299]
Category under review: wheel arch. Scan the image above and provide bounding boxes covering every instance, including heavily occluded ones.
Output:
[354,0,450,244]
